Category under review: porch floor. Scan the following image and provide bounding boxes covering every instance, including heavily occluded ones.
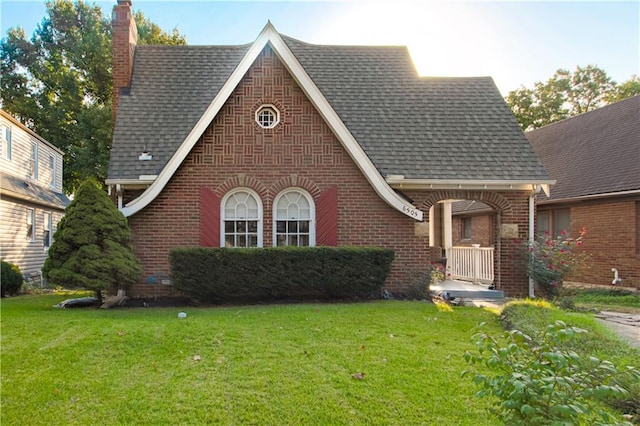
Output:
[429,279,504,299]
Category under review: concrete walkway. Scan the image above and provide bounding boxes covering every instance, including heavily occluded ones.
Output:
[595,311,640,348]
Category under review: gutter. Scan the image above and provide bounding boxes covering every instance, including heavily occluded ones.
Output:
[538,189,640,205]
[386,177,554,194]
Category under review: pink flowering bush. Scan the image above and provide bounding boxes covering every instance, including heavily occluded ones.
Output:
[525,228,589,297]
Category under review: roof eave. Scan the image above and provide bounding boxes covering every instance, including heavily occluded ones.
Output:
[538,189,640,205]
[386,178,555,193]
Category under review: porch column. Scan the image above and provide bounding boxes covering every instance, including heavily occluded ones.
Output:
[443,200,452,258]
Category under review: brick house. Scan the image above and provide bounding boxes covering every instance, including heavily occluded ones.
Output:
[527,95,640,289]
[107,0,552,298]
[0,110,69,282]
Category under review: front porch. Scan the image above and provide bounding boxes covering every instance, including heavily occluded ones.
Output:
[430,279,504,299]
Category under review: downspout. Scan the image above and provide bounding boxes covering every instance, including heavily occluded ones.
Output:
[496,212,501,290]
[528,188,536,298]
[116,184,123,210]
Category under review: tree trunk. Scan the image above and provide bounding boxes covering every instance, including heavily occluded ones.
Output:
[100,289,129,309]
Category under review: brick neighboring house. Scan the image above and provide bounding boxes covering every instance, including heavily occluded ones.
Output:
[0,110,69,282]
[107,0,553,298]
[527,95,640,289]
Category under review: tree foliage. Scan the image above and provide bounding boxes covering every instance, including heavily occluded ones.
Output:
[43,180,142,298]
[506,65,640,131]
[0,0,186,193]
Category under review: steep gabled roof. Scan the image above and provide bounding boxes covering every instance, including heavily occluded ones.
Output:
[282,36,548,181]
[527,95,640,202]
[109,44,251,179]
[108,24,550,218]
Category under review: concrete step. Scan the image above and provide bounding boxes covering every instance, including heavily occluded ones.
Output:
[429,280,504,300]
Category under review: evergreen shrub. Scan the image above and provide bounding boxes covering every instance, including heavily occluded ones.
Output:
[170,246,394,302]
[1,261,23,297]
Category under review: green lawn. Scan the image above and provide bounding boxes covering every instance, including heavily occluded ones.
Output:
[1,296,501,425]
[562,287,640,314]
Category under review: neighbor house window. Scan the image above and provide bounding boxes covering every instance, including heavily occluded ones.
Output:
[255,105,280,129]
[43,212,52,249]
[49,154,57,187]
[30,143,38,180]
[553,209,571,237]
[462,217,472,239]
[221,189,262,248]
[1,125,11,160]
[536,208,570,238]
[26,208,35,241]
[273,189,315,247]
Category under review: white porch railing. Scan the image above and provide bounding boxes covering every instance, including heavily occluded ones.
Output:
[448,244,494,285]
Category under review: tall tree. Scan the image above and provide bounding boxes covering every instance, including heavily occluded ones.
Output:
[506,65,630,131]
[607,75,640,103]
[0,0,186,193]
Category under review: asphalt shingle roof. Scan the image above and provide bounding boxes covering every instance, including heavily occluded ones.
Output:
[109,33,549,182]
[527,95,640,201]
[1,172,70,209]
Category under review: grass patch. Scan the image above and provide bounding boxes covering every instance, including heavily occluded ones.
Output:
[2,295,500,425]
[560,287,640,313]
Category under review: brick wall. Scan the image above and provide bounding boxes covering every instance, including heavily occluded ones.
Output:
[558,198,639,288]
[452,214,495,247]
[126,47,432,297]
[123,46,534,298]
[111,0,137,123]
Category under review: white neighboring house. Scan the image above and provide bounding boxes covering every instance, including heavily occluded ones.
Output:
[0,110,69,284]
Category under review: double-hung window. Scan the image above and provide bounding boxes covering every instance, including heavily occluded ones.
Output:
[1,125,11,160]
[221,189,262,248]
[26,208,35,241]
[43,212,52,249]
[30,143,38,180]
[49,155,57,187]
[274,189,315,247]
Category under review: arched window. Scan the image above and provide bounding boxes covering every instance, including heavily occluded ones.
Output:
[221,189,262,248]
[273,189,315,247]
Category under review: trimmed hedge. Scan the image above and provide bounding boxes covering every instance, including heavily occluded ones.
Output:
[170,246,395,302]
[1,261,23,297]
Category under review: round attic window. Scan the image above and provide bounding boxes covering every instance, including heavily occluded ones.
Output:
[255,105,280,129]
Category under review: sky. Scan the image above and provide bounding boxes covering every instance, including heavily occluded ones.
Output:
[1,0,639,95]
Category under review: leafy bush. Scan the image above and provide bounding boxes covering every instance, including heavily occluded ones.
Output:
[170,246,394,302]
[1,261,23,297]
[464,320,639,425]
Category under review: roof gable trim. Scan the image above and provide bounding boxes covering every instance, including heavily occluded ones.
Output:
[119,22,423,221]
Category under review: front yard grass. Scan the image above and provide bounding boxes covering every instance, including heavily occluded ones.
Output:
[561,287,640,314]
[1,295,500,425]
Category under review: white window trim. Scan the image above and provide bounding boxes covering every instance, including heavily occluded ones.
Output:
[220,188,264,248]
[272,188,316,247]
[255,104,280,129]
[26,208,35,242]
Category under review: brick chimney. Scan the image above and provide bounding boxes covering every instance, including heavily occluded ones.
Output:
[112,0,138,124]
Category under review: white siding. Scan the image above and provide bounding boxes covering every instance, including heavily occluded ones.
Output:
[0,112,64,193]
[0,111,66,279]
[0,198,63,276]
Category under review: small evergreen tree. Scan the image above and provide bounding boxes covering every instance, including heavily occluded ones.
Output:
[43,180,141,301]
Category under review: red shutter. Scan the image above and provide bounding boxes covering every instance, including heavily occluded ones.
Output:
[200,187,220,247]
[316,186,338,246]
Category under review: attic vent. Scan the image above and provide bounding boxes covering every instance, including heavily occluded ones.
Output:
[255,105,280,129]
